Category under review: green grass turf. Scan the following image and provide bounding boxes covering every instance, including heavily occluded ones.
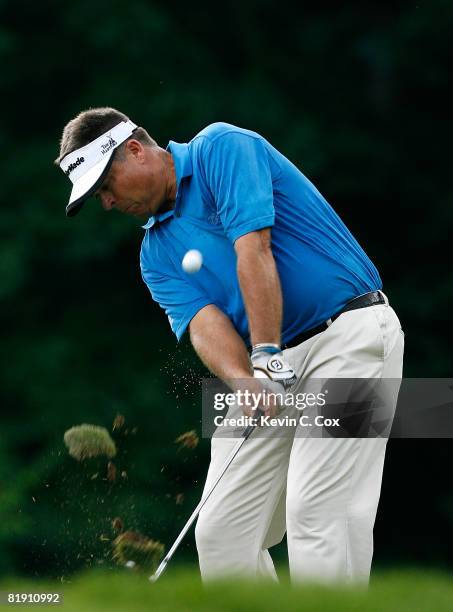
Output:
[1,567,453,611]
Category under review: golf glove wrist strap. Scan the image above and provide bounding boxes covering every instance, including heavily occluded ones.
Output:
[251,344,297,389]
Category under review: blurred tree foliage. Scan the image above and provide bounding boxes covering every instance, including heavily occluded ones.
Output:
[0,0,452,577]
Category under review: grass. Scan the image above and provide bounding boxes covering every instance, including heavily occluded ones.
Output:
[1,567,453,611]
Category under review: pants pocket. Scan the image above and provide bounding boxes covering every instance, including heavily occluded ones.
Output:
[371,306,402,360]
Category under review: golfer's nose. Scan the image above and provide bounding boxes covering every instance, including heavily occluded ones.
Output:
[101,193,115,211]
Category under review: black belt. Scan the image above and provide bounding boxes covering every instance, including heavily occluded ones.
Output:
[283,291,386,350]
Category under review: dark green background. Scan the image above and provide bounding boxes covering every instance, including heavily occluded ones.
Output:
[1,0,452,578]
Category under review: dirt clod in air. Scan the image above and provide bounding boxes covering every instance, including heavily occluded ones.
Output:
[112,517,124,532]
[112,414,125,432]
[64,425,117,461]
[112,531,164,572]
[174,430,199,450]
[107,461,117,483]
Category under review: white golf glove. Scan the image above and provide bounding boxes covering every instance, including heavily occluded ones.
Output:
[251,344,297,390]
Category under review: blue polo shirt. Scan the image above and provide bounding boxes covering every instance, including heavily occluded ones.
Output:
[140,123,382,345]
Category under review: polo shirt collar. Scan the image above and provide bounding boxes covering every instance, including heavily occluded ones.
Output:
[142,141,192,230]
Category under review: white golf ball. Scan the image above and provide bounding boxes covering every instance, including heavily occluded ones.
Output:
[125,560,136,569]
[182,249,203,274]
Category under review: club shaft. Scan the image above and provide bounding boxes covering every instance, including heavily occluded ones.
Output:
[150,413,262,582]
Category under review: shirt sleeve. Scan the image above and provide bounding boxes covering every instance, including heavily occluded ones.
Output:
[140,265,214,341]
[203,131,276,243]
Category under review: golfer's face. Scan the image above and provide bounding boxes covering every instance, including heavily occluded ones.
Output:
[95,145,169,218]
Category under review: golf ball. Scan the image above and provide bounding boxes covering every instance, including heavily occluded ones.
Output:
[125,560,136,569]
[182,249,203,274]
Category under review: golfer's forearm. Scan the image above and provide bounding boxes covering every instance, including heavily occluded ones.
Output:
[189,304,253,382]
[235,229,282,347]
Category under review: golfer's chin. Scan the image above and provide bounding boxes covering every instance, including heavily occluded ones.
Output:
[122,200,155,219]
[155,198,176,215]
[128,198,175,220]
[132,212,151,222]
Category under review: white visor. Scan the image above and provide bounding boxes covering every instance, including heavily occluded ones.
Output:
[60,119,137,217]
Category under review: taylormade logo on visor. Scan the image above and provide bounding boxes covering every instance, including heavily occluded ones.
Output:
[64,156,85,176]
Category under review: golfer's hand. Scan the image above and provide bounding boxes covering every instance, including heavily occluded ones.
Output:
[234,377,280,420]
[251,344,297,390]
[229,375,279,420]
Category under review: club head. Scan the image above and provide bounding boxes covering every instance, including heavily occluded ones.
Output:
[149,559,167,584]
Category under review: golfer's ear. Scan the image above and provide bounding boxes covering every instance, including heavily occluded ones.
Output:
[125,138,144,160]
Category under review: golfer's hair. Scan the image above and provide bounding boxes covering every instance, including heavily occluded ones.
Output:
[54,107,157,165]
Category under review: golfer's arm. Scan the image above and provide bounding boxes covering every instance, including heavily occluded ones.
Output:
[189,304,253,382]
[234,228,282,347]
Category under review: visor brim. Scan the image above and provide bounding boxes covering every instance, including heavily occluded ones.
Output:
[65,153,115,217]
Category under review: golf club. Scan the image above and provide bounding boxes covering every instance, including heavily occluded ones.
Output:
[149,409,264,583]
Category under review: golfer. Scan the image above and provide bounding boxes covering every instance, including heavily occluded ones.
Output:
[55,107,404,584]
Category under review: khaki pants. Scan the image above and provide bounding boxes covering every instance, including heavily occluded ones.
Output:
[195,297,404,584]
